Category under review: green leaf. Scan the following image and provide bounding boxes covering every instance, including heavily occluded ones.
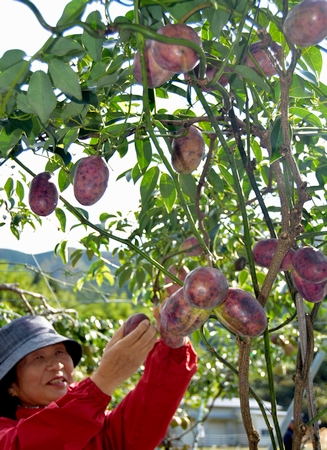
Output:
[70,249,83,267]
[16,180,24,202]
[296,69,318,86]
[58,240,68,265]
[207,168,224,193]
[218,164,234,188]
[27,71,57,123]
[140,166,159,205]
[0,61,30,93]
[238,269,248,287]
[301,46,323,76]
[270,117,283,163]
[82,11,105,62]
[56,0,89,26]
[316,164,327,186]
[160,173,176,213]
[289,106,322,128]
[55,207,67,232]
[15,92,35,115]
[0,49,26,71]
[232,65,271,93]
[4,177,14,198]
[179,174,197,199]
[48,59,82,100]
[289,74,313,98]
[58,168,70,192]
[135,138,152,173]
[204,7,230,39]
[46,37,85,58]
[0,128,22,157]
[251,139,263,164]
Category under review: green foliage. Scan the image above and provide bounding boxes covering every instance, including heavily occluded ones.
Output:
[1,0,327,447]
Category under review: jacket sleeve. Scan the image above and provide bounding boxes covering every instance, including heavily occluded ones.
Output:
[101,338,197,450]
[0,378,111,450]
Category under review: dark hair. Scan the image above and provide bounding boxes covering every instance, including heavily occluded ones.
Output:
[0,366,21,419]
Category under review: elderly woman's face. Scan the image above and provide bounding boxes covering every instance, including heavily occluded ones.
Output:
[10,343,74,407]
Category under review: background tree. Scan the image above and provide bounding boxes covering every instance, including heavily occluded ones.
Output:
[1,0,327,448]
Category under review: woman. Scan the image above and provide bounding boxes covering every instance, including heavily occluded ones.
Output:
[0,314,197,449]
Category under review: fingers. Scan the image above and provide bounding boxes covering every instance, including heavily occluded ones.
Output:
[122,319,157,349]
[105,324,125,350]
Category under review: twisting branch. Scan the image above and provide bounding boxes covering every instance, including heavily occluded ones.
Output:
[195,133,216,253]
[0,283,56,314]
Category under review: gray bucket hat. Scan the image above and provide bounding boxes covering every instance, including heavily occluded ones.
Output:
[0,315,82,381]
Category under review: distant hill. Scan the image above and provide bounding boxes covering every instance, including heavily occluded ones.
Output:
[0,248,120,278]
[0,248,129,298]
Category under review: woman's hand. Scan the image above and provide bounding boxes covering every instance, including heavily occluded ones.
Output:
[91,319,157,396]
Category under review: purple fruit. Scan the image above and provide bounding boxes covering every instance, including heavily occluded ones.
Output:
[243,40,282,77]
[159,323,186,348]
[292,269,327,303]
[151,24,201,73]
[124,313,149,336]
[29,172,58,217]
[213,288,267,338]
[184,266,229,309]
[161,288,210,336]
[73,155,109,206]
[180,237,203,256]
[253,238,295,271]
[133,41,174,88]
[283,0,327,47]
[292,246,327,283]
[171,126,205,174]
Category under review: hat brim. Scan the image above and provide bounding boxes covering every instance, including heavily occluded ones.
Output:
[0,333,82,381]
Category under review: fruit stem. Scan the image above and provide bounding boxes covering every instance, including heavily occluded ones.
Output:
[200,325,278,448]
[263,329,285,450]
[193,85,259,294]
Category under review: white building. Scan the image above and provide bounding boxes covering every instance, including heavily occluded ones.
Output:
[174,397,287,448]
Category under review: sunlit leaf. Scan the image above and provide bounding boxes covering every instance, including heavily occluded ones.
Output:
[56,0,89,26]
[27,71,57,123]
[289,106,322,128]
[160,173,176,213]
[15,180,24,202]
[232,65,271,93]
[140,166,159,205]
[55,207,67,232]
[0,49,26,71]
[4,177,14,198]
[48,59,82,100]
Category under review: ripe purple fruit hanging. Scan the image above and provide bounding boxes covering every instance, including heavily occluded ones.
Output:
[292,246,327,284]
[151,24,201,73]
[253,238,295,271]
[133,41,174,88]
[213,288,267,338]
[73,155,109,206]
[171,126,205,174]
[29,172,58,217]
[183,266,229,310]
[283,0,327,47]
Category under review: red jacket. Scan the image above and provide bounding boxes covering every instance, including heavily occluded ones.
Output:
[0,339,197,450]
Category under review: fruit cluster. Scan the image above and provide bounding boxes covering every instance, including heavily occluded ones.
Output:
[253,238,327,303]
[28,155,109,216]
[160,265,267,348]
